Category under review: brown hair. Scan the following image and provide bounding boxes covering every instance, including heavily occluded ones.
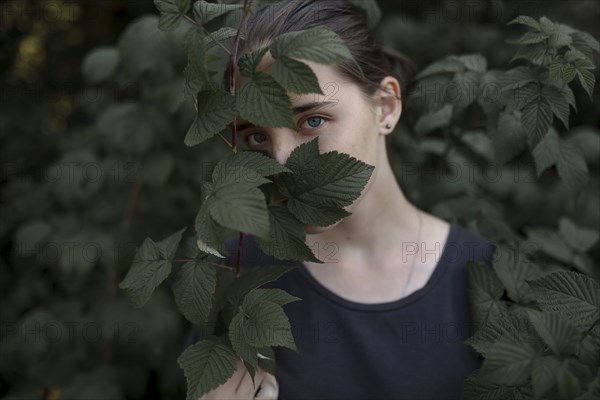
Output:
[238,0,417,103]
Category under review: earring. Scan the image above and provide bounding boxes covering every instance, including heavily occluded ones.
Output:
[385,123,392,129]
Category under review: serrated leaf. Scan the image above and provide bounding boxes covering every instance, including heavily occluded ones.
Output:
[185,90,236,146]
[184,26,208,85]
[525,226,573,264]
[208,183,270,239]
[195,199,234,257]
[479,336,539,385]
[227,265,297,307]
[271,56,324,95]
[570,31,600,61]
[257,346,277,376]
[508,16,541,31]
[229,312,259,369]
[576,67,595,99]
[212,151,291,186]
[500,66,539,90]
[549,56,578,87]
[507,31,548,45]
[154,0,191,31]
[205,27,238,50]
[238,47,269,77]
[255,205,322,262]
[414,104,453,135]
[237,72,296,129]
[511,42,556,66]
[526,271,600,329]
[172,260,217,325]
[521,95,553,148]
[235,300,297,351]
[178,338,237,400]
[531,355,561,399]
[192,0,241,25]
[243,288,301,310]
[527,310,579,357]
[270,26,355,66]
[467,261,508,329]
[492,245,542,304]
[275,137,374,226]
[558,218,599,252]
[541,85,571,129]
[119,229,185,308]
[465,312,535,357]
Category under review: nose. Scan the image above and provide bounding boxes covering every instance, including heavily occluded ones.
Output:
[269,127,303,167]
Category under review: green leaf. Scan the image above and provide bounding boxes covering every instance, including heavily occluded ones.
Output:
[520,95,553,148]
[270,26,355,66]
[255,205,322,263]
[508,31,548,45]
[237,72,296,130]
[257,346,277,376]
[82,47,119,84]
[178,338,237,400]
[275,137,374,226]
[232,300,297,351]
[172,260,217,326]
[532,129,590,191]
[184,25,208,84]
[531,355,561,399]
[154,0,191,31]
[526,271,600,330]
[238,47,269,77]
[242,288,301,309]
[185,89,236,146]
[491,111,527,164]
[229,312,259,369]
[211,151,291,186]
[192,0,241,25]
[558,218,600,253]
[205,27,238,50]
[525,226,574,264]
[119,229,185,308]
[541,85,571,129]
[208,183,270,239]
[465,312,535,357]
[492,245,542,304]
[195,199,234,258]
[499,66,539,90]
[271,56,324,95]
[415,57,465,79]
[467,261,507,330]
[570,31,600,61]
[414,104,453,135]
[508,16,541,31]
[511,42,556,66]
[479,336,539,385]
[527,310,579,357]
[549,56,578,87]
[227,265,297,307]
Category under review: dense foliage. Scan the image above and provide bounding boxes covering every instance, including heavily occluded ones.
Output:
[1,0,598,399]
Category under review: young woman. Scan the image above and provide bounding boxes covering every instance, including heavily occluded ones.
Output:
[201,1,494,399]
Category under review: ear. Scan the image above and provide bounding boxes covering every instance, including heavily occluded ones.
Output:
[375,76,402,135]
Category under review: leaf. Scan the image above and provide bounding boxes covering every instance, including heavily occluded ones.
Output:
[415,57,465,79]
[479,336,539,385]
[229,312,259,369]
[82,47,119,84]
[192,0,241,25]
[232,300,297,351]
[491,245,542,304]
[499,66,539,90]
[465,312,535,357]
[178,338,237,400]
[524,226,574,264]
[208,183,270,239]
[242,288,301,309]
[467,261,507,330]
[185,90,236,146]
[154,0,191,31]
[558,218,600,253]
[237,72,296,130]
[541,85,571,129]
[275,137,374,226]
[238,47,269,76]
[414,104,453,135]
[119,229,186,308]
[520,95,553,148]
[172,260,217,326]
[270,26,355,66]
[195,199,233,258]
[255,206,322,263]
[205,27,238,50]
[508,16,541,31]
[531,355,561,399]
[184,26,209,88]
[271,56,324,95]
[526,271,600,330]
[527,310,579,357]
[211,151,291,186]
[549,56,578,87]
[227,265,297,307]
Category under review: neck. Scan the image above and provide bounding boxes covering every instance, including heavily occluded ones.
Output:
[304,141,421,269]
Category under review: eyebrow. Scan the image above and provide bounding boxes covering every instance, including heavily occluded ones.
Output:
[237,101,337,132]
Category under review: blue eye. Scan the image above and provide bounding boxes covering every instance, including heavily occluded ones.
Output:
[246,132,268,146]
[302,116,325,129]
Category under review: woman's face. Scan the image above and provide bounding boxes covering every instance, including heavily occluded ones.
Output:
[236,55,389,233]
